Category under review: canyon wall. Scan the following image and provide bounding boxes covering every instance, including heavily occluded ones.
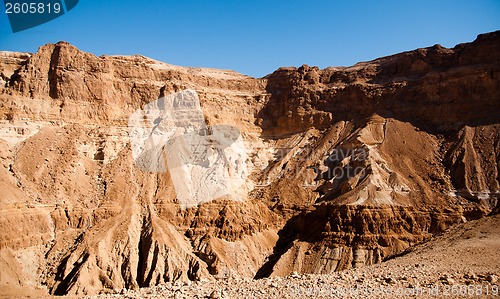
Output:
[0,31,498,295]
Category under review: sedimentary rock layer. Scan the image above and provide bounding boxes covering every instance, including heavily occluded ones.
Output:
[0,31,498,295]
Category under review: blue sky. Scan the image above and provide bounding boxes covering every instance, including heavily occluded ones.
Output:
[0,0,499,77]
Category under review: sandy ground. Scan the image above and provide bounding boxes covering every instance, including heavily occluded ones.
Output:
[78,213,500,299]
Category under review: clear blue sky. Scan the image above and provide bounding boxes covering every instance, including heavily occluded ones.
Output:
[0,0,499,77]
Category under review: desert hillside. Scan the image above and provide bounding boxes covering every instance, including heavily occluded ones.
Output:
[0,31,499,296]
[85,213,500,298]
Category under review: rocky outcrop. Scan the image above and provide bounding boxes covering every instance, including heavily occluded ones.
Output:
[260,32,500,135]
[0,31,499,295]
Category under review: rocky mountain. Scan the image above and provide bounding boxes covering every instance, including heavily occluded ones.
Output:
[86,213,500,299]
[0,31,499,296]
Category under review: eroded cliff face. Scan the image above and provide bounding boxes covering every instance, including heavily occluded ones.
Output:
[0,31,499,295]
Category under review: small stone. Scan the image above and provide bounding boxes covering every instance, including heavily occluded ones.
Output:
[465,272,478,280]
[441,277,455,285]
[209,290,220,299]
[487,275,498,284]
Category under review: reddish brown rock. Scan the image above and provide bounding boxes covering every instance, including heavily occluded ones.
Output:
[0,31,498,296]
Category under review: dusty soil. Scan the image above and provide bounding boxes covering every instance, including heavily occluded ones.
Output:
[82,214,500,299]
[0,32,499,297]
